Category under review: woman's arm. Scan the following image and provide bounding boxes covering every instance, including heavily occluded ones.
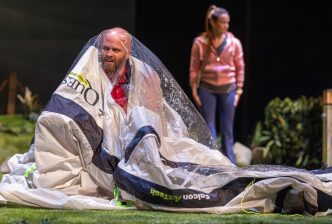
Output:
[189,41,202,107]
[233,38,245,106]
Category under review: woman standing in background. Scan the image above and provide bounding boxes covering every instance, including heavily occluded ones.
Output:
[189,5,245,164]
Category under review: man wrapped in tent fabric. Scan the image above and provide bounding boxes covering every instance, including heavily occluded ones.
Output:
[32,27,221,196]
[1,27,332,215]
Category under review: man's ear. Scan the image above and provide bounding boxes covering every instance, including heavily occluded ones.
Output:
[125,51,132,60]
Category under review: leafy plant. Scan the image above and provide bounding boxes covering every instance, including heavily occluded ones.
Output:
[251,96,322,169]
[17,86,43,121]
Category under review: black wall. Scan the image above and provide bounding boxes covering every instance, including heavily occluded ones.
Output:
[1,0,332,146]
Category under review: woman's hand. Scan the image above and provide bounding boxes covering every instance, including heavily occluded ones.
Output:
[234,88,243,106]
[234,93,240,106]
[191,86,202,107]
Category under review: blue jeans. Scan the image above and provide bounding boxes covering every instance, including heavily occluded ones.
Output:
[199,87,236,164]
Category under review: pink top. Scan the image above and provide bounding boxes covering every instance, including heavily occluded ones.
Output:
[189,32,245,89]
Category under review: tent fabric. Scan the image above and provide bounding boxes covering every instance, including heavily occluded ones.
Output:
[1,28,332,215]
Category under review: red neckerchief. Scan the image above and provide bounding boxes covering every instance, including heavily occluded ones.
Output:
[111,66,128,113]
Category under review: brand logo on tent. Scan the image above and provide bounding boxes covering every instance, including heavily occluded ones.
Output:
[62,72,100,106]
[183,193,210,200]
[150,188,181,202]
[150,188,211,202]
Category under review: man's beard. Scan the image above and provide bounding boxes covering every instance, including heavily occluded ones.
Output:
[103,60,125,83]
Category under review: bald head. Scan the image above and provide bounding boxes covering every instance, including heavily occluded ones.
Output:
[100,27,132,79]
[102,27,132,54]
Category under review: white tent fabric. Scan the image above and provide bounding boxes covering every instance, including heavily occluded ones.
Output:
[1,28,332,215]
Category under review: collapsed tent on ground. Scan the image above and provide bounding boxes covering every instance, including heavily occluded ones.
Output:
[1,28,332,215]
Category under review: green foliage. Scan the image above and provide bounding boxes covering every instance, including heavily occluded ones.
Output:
[251,96,322,169]
[0,115,35,164]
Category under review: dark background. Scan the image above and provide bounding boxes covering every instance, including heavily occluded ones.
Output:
[0,0,331,146]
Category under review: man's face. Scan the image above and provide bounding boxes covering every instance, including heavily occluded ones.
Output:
[101,33,127,75]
